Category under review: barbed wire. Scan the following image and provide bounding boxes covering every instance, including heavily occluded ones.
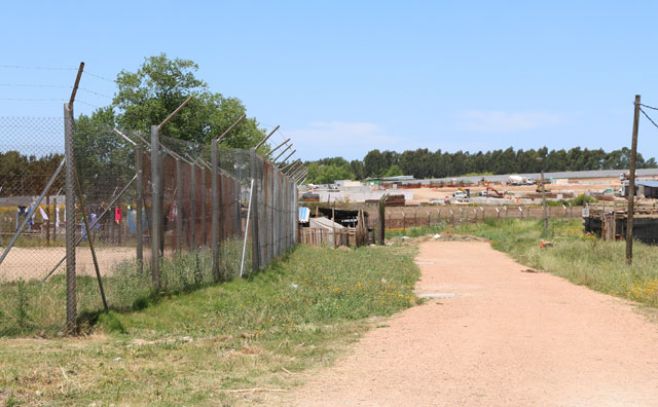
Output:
[84,71,115,83]
[75,100,104,110]
[78,87,114,100]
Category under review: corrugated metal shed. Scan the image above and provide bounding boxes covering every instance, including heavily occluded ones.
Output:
[309,217,345,230]
[637,180,658,188]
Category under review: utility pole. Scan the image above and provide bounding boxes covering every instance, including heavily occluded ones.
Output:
[626,94,641,265]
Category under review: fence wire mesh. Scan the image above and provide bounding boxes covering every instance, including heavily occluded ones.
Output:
[0,116,298,336]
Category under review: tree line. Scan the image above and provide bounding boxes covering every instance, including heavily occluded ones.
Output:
[0,151,63,196]
[305,147,657,184]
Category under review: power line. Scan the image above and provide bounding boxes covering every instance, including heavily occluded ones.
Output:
[640,107,658,130]
[640,103,658,111]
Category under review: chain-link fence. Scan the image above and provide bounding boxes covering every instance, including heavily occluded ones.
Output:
[0,114,298,336]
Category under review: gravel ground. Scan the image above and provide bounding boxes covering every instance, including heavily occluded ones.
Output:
[283,241,658,406]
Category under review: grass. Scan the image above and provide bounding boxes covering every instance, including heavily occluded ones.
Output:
[451,218,658,308]
[0,239,247,337]
[0,243,419,406]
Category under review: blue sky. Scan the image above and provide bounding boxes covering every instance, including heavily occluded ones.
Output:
[1,1,658,160]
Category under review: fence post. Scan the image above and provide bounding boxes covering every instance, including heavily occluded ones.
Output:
[377,196,385,245]
[135,144,144,274]
[211,139,220,281]
[150,125,161,291]
[64,103,77,333]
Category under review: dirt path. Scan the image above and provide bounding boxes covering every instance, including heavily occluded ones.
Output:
[286,241,658,406]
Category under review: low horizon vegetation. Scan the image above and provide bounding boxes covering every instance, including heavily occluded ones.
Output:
[305,147,657,184]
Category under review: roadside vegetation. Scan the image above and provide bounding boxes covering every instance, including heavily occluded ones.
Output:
[0,244,419,406]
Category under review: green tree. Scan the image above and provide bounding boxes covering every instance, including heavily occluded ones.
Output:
[113,54,265,149]
[383,164,403,177]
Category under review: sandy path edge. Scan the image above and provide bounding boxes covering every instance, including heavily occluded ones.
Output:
[276,240,658,407]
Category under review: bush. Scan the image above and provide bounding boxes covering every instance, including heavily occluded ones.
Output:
[571,193,596,206]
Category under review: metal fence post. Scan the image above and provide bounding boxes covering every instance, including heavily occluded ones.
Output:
[211,139,220,281]
[64,103,77,333]
[150,125,161,291]
[135,144,144,274]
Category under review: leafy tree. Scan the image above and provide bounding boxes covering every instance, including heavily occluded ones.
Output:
[383,164,403,177]
[113,54,265,149]
[305,163,354,184]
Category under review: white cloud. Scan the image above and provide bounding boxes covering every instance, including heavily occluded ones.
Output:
[457,110,564,133]
[287,121,399,160]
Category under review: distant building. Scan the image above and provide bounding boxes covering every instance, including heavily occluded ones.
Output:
[365,175,415,185]
[622,180,658,199]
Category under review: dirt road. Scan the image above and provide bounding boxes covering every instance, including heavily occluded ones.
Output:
[287,241,658,406]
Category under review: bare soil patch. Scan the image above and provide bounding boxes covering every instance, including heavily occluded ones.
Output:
[284,241,658,406]
[0,246,137,281]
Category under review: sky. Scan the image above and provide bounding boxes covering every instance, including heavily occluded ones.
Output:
[1,1,658,161]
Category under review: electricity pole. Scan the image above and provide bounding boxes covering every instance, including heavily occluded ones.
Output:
[626,94,641,265]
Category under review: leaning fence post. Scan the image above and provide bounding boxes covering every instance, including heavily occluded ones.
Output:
[64,103,77,333]
[150,125,161,291]
[240,178,255,277]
